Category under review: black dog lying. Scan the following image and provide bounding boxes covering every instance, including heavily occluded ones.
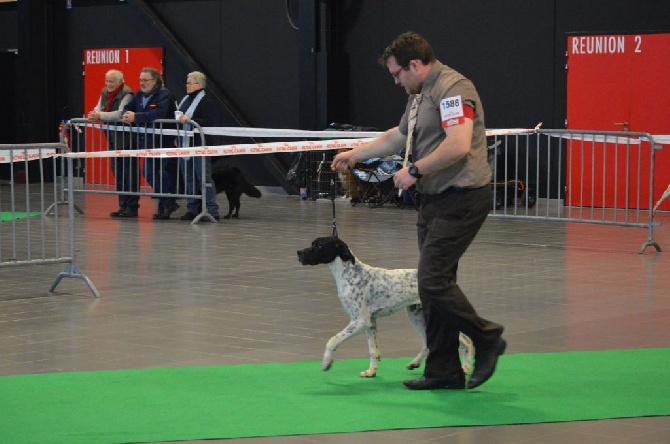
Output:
[211,164,262,219]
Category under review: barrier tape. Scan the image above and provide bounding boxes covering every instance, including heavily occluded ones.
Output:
[75,122,384,139]
[61,138,377,159]
[3,125,667,164]
[71,121,670,145]
[58,123,547,161]
[77,121,543,140]
[0,148,59,164]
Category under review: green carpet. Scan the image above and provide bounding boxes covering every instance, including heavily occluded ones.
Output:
[1,348,668,443]
[0,211,42,222]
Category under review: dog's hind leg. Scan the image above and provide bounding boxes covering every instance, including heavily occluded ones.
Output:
[405,304,429,371]
[360,319,380,378]
[458,333,475,375]
[231,194,241,218]
[223,192,235,219]
[405,305,474,375]
[323,320,366,372]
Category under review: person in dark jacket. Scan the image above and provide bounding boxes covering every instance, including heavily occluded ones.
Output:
[87,69,134,217]
[175,71,220,220]
[120,67,178,220]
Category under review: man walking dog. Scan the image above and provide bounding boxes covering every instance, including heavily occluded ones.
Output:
[332,32,505,390]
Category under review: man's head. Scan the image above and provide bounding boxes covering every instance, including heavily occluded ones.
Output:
[379,32,436,95]
[104,69,124,93]
[186,71,206,94]
[139,67,161,94]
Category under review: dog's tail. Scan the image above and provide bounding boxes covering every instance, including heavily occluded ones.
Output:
[235,172,261,198]
[211,165,262,198]
[243,181,262,198]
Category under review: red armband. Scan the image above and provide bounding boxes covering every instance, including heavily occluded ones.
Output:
[440,94,475,128]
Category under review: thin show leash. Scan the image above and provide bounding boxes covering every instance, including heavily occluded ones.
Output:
[329,175,339,237]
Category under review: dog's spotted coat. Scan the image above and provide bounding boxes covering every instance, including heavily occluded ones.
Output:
[298,236,473,377]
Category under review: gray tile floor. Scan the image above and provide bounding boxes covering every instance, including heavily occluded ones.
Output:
[1,190,669,443]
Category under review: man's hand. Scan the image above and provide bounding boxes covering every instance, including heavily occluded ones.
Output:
[122,111,135,123]
[87,111,101,121]
[393,167,417,191]
[331,150,356,172]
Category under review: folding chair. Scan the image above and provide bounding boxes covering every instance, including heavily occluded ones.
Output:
[351,154,404,208]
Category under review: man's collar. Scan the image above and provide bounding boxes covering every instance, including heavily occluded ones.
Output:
[419,61,442,93]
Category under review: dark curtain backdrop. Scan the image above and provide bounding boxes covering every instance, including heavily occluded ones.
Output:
[0,0,668,186]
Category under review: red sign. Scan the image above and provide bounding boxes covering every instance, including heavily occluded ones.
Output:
[82,47,164,185]
[566,33,670,210]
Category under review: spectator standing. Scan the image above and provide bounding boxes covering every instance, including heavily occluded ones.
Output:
[175,71,220,221]
[87,69,135,218]
[121,67,178,220]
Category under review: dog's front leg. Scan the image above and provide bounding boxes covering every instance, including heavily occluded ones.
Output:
[323,320,366,372]
[360,319,380,377]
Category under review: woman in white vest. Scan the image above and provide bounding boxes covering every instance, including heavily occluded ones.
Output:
[175,71,220,221]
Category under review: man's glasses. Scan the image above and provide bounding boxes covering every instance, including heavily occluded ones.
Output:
[185,82,199,86]
[139,78,154,83]
[391,66,407,79]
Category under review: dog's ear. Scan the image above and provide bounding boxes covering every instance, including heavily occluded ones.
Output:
[336,239,355,264]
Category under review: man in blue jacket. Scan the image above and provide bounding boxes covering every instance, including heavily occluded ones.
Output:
[119,67,178,220]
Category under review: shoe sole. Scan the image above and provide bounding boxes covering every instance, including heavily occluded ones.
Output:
[403,380,465,390]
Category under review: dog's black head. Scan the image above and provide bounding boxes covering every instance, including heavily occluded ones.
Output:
[297,236,355,266]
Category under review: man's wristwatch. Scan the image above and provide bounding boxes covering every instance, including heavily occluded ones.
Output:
[408,165,423,179]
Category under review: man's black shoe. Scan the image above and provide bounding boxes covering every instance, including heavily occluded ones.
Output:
[467,338,507,389]
[116,209,138,218]
[180,212,197,221]
[403,373,465,390]
[153,210,170,220]
[110,208,125,218]
[153,203,179,220]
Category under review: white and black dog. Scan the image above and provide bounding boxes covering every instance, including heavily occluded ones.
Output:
[297,236,473,378]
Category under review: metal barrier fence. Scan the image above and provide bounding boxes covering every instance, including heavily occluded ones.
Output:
[63,118,214,223]
[488,129,662,253]
[303,129,663,254]
[0,143,99,298]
